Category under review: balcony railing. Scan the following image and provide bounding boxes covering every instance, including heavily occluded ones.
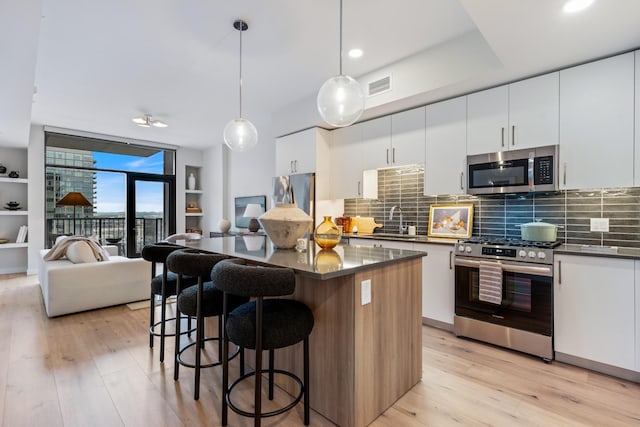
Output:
[46,217,165,256]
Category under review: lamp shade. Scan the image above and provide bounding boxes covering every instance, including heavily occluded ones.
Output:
[56,192,93,207]
[243,203,264,218]
[317,74,365,127]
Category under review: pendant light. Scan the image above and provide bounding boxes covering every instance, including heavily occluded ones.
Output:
[223,19,258,152]
[316,0,365,127]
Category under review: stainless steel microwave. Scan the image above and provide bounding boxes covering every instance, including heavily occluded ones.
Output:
[466,145,558,195]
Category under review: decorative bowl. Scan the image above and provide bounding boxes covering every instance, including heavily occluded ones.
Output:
[106,238,122,244]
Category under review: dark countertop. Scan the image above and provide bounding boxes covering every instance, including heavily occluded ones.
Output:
[342,233,457,245]
[555,243,640,260]
[183,236,425,280]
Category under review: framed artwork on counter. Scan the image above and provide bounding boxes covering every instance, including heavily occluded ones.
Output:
[427,204,474,238]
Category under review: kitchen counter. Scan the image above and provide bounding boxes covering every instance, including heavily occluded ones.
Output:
[343,232,457,245]
[184,236,422,427]
[187,235,425,280]
[555,243,640,260]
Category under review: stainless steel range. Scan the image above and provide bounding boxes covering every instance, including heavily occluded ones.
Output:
[454,237,561,361]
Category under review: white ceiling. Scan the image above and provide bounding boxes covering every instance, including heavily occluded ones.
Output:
[1,0,640,149]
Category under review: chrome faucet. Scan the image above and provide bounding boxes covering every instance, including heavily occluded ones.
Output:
[389,205,405,234]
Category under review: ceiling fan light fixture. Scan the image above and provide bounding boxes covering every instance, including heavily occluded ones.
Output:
[317,0,365,127]
[224,19,258,152]
[132,114,168,128]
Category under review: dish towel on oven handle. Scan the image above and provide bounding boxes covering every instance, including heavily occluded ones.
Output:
[478,261,503,305]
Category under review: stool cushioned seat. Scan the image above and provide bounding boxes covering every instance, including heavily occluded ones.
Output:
[227,299,314,350]
[177,281,248,318]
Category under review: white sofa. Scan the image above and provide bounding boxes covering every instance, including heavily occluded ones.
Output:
[38,246,150,317]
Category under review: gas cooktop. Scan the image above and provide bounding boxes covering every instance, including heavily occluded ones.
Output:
[456,237,562,264]
[459,237,562,249]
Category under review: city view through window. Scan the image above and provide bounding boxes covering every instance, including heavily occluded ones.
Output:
[44,133,175,256]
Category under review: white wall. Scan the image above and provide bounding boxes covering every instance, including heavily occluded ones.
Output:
[27,124,45,274]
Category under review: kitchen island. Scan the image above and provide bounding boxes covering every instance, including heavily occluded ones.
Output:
[185,236,424,427]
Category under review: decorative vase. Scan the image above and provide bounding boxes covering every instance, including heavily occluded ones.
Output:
[218,218,231,233]
[258,203,313,249]
[188,172,196,190]
[314,216,342,249]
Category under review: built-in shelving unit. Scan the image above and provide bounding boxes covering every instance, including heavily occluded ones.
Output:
[184,165,203,234]
[0,148,29,274]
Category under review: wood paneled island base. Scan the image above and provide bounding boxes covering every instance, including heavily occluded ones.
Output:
[273,257,422,426]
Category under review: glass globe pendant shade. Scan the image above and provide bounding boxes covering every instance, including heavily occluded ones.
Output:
[223,117,258,152]
[317,74,365,127]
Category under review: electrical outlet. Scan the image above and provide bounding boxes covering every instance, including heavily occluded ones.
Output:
[590,218,609,232]
[361,279,371,305]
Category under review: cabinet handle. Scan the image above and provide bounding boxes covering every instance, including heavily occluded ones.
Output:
[501,127,505,147]
[294,160,298,173]
[563,163,567,186]
[392,147,396,164]
[460,172,464,190]
[290,160,294,173]
[511,125,515,146]
[558,260,562,284]
[386,148,389,165]
[358,181,361,196]
[449,250,453,270]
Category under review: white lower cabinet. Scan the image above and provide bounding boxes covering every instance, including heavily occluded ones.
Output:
[347,237,414,250]
[554,254,635,371]
[413,243,454,325]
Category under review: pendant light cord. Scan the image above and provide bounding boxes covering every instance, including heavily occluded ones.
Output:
[239,23,243,118]
[339,0,343,76]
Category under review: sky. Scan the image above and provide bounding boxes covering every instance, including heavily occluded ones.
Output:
[93,151,166,213]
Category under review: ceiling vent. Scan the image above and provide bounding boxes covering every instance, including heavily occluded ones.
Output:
[367,75,391,97]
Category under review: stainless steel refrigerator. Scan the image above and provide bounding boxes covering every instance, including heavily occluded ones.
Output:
[272,173,315,235]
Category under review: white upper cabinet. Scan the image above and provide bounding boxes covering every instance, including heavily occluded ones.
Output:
[360,116,391,171]
[358,107,426,170]
[467,85,508,155]
[425,96,467,195]
[467,72,559,155]
[559,52,634,190]
[275,128,322,176]
[275,127,331,199]
[635,51,640,186]
[390,107,426,167]
[330,123,366,200]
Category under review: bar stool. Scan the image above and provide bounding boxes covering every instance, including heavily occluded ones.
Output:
[141,242,198,362]
[211,259,315,426]
[166,249,248,400]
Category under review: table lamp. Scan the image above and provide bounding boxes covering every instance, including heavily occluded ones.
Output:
[243,203,264,233]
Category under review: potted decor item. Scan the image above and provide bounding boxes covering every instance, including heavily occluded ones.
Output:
[258,183,312,249]
[314,216,342,249]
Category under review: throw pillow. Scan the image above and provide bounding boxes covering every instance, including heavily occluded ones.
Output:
[66,241,99,264]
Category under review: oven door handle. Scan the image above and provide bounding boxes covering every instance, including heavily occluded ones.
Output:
[454,257,553,277]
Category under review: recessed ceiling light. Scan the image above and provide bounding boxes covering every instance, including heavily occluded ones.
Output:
[132,114,168,128]
[563,0,595,13]
[348,48,363,59]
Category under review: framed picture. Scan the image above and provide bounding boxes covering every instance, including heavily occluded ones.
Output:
[427,204,474,238]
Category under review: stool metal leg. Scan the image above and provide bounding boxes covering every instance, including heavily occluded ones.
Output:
[159,268,168,363]
[222,293,229,426]
[194,276,203,400]
[304,337,310,426]
[149,291,155,348]
[174,274,182,381]
[254,296,264,427]
[268,349,274,400]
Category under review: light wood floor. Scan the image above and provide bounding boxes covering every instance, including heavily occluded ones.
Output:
[1,273,639,427]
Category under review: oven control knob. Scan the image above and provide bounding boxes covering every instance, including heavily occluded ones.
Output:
[518,250,527,258]
[458,245,466,252]
[528,251,536,258]
[537,252,546,259]
[465,246,472,253]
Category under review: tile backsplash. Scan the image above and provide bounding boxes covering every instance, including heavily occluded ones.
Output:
[343,165,640,248]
